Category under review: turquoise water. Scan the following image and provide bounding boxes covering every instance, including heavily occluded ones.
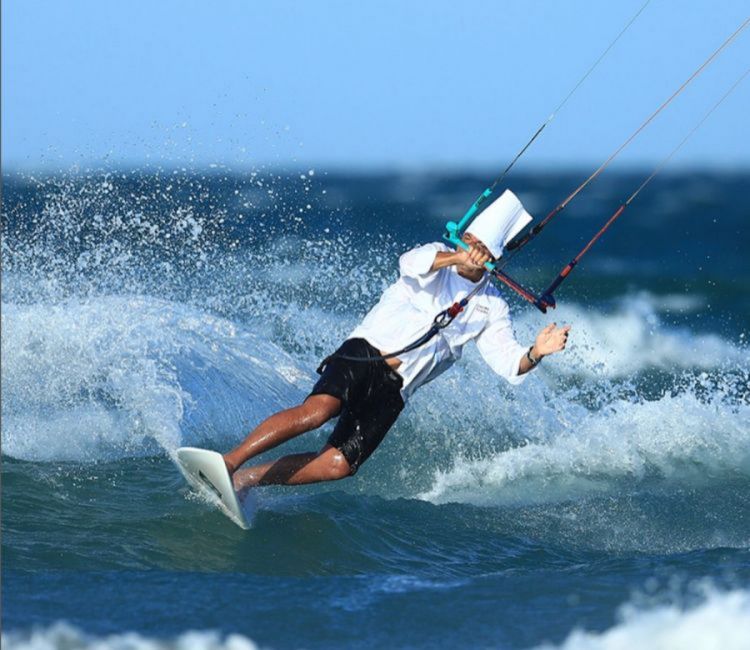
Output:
[2,170,749,648]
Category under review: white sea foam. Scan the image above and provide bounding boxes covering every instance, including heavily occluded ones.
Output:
[419,384,750,507]
[534,588,750,650]
[1,295,311,462]
[1,623,261,650]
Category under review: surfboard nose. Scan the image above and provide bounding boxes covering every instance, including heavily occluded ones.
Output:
[175,447,251,529]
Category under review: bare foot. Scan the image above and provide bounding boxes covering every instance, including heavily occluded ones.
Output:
[232,467,254,492]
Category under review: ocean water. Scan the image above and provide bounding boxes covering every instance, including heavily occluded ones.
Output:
[2,168,749,649]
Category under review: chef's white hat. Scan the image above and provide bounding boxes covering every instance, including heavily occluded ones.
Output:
[465,189,533,258]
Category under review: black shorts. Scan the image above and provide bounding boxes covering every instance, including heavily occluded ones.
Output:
[308,338,404,473]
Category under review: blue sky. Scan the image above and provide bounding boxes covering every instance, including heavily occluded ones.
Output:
[2,0,748,171]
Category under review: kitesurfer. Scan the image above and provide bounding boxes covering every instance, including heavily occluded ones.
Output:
[224,191,570,488]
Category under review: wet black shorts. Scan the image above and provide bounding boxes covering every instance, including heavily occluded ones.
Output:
[308,338,404,473]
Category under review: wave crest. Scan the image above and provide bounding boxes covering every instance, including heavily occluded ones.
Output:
[419,381,750,507]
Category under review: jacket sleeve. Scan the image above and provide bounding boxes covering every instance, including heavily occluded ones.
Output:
[398,243,443,287]
[474,296,529,385]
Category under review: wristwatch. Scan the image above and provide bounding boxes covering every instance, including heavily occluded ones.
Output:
[526,346,542,367]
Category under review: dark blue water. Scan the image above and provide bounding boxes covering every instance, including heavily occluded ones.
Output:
[2,169,749,649]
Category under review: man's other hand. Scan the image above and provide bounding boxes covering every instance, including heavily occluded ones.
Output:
[533,323,571,358]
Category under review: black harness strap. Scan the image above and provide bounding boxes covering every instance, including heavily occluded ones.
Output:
[317,277,487,372]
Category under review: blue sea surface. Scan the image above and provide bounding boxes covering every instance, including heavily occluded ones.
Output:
[2,169,749,649]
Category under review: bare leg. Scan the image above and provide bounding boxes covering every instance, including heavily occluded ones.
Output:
[233,445,351,490]
[223,394,341,474]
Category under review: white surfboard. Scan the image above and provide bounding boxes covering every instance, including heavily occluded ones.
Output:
[175,447,251,529]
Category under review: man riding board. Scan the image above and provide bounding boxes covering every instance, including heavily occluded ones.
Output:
[224,190,570,490]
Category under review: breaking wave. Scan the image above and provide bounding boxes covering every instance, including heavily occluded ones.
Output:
[419,376,750,507]
[1,295,310,462]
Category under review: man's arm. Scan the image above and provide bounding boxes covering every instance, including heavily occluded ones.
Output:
[518,323,571,374]
[475,298,571,384]
[429,251,462,271]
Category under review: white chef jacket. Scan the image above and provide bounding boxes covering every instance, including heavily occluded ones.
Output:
[349,242,529,401]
